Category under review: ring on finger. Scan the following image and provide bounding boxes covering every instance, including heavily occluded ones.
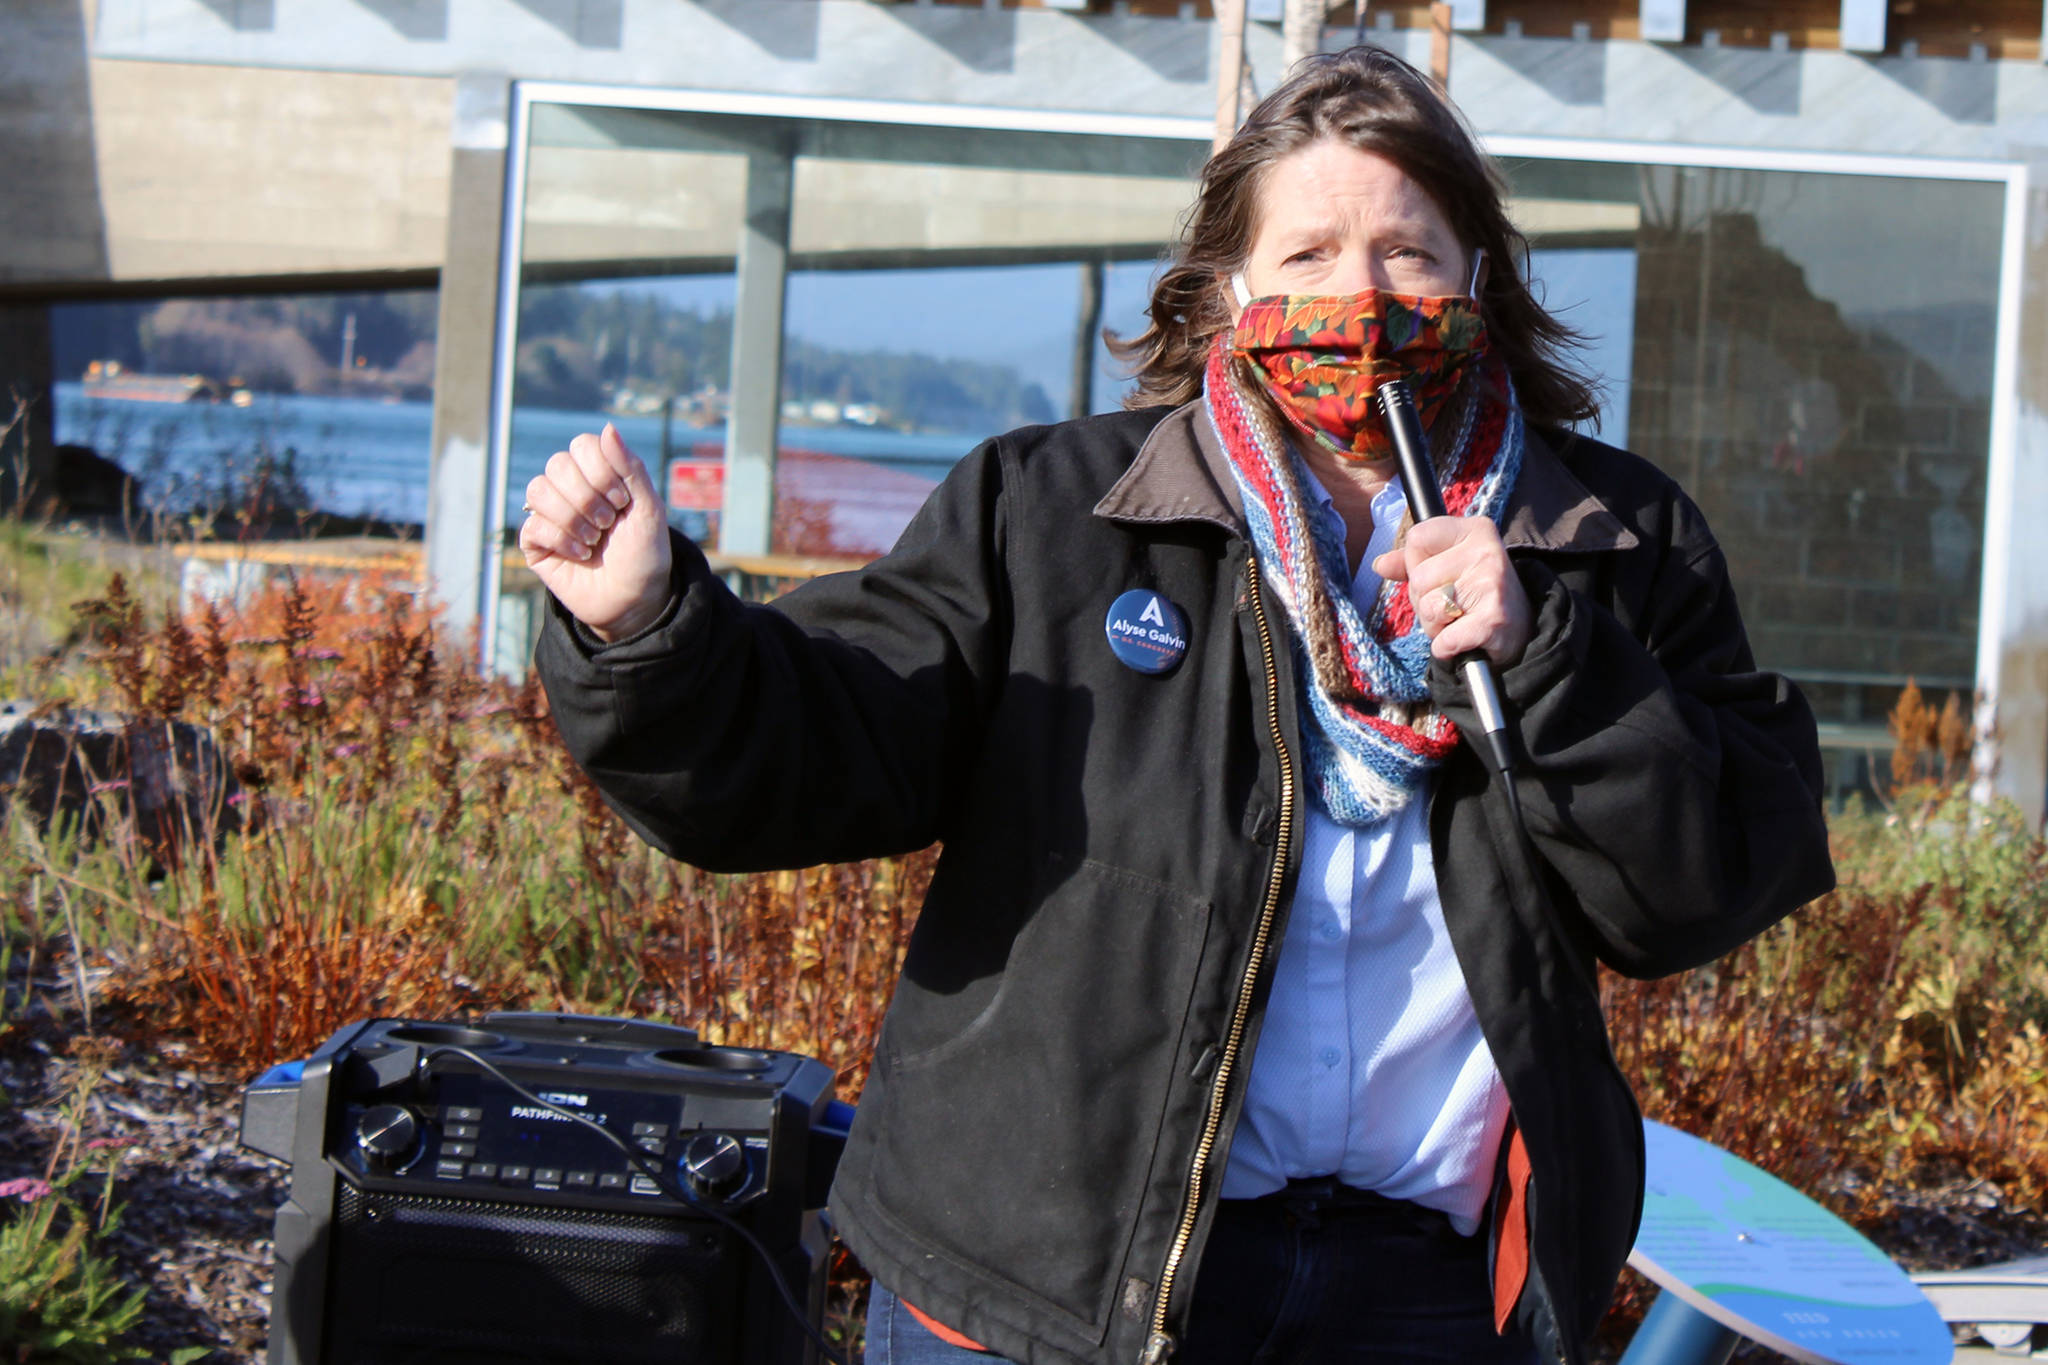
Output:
[1437,582,1465,621]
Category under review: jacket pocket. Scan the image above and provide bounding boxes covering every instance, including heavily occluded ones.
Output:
[865,854,1211,1333]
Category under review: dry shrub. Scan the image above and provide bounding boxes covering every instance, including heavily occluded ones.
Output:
[122,905,473,1076]
[634,854,934,1099]
[30,569,922,1091]
[1596,685,2048,1348]
[1887,680,1973,794]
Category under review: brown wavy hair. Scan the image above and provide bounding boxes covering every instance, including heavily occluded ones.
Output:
[1112,45,1600,429]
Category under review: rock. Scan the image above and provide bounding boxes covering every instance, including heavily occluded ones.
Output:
[0,700,243,859]
[55,444,142,518]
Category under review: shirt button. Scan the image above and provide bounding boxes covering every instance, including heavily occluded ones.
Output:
[1318,1046,1342,1068]
[1321,921,1343,942]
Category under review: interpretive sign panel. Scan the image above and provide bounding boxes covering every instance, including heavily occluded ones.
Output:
[1628,1121,1952,1364]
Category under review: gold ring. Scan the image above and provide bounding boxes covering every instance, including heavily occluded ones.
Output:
[1437,583,1465,620]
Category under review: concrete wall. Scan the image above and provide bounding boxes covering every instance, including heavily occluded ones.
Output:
[76,0,2048,164]
[518,148,1198,268]
[14,0,2048,295]
[2,0,454,292]
[87,60,454,281]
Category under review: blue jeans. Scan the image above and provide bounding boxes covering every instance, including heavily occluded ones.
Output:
[862,1180,1542,1365]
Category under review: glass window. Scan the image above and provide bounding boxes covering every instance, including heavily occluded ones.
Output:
[508,106,2007,808]
[511,103,1201,558]
[1509,159,2003,803]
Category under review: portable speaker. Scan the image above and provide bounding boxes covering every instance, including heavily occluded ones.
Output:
[240,1013,846,1365]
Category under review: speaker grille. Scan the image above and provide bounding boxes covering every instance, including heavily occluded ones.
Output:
[322,1181,742,1363]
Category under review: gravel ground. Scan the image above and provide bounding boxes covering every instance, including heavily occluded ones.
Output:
[0,996,280,1362]
[0,972,2040,1364]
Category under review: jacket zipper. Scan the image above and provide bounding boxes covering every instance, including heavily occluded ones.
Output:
[1141,556,1297,1365]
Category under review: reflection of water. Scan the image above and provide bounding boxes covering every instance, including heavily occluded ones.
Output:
[52,383,974,527]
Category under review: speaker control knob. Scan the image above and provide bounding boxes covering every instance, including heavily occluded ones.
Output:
[354,1104,419,1173]
[682,1132,747,1201]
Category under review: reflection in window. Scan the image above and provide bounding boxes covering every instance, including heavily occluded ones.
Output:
[1507,160,2002,805]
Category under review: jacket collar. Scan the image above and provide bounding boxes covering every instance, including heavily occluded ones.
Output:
[1093,399,1639,555]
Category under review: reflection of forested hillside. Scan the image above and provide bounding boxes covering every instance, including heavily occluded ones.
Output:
[516,284,1056,433]
[55,285,1056,435]
[54,292,440,397]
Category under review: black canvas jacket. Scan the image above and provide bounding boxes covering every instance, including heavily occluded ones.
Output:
[534,400,1835,1365]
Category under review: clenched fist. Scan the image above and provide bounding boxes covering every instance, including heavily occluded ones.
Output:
[519,423,674,642]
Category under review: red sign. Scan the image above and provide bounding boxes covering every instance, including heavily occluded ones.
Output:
[668,459,725,511]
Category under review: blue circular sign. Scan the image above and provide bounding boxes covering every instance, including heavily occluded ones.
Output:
[1104,590,1190,675]
[1629,1120,1953,1364]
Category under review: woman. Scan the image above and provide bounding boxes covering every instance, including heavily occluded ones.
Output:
[524,47,1832,1365]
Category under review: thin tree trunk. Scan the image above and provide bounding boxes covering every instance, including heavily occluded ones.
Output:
[1282,0,1324,69]
[1214,0,1248,151]
[1430,1,1453,83]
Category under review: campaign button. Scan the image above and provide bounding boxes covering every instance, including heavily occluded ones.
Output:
[1104,590,1190,675]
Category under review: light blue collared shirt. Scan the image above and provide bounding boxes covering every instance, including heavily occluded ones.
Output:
[1218,470,1511,1235]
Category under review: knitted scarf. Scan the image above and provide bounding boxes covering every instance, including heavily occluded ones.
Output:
[1205,338,1524,825]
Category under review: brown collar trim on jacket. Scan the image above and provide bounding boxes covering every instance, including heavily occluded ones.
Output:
[1093,399,1640,556]
[1092,400,1245,534]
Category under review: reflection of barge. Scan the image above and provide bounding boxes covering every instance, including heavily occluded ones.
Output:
[81,360,222,404]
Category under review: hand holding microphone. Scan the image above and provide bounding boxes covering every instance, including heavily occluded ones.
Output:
[1369,380,1526,780]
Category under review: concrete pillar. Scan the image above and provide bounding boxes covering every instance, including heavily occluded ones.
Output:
[425,72,511,662]
[0,306,56,515]
[1975,156,2048,828]
[720,145,794,558]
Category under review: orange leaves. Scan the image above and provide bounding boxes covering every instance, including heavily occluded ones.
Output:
[53,568,923,1094]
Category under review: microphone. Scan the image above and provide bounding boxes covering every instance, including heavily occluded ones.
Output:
[1376,379,1518,781]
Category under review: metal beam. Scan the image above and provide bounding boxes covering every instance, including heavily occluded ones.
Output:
[720,146,793,558]
[1840,0,1887,53]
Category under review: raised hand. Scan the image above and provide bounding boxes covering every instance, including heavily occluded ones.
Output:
[519,423,675,642]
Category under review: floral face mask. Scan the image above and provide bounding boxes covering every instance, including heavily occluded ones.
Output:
[1227,252,1488,464]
